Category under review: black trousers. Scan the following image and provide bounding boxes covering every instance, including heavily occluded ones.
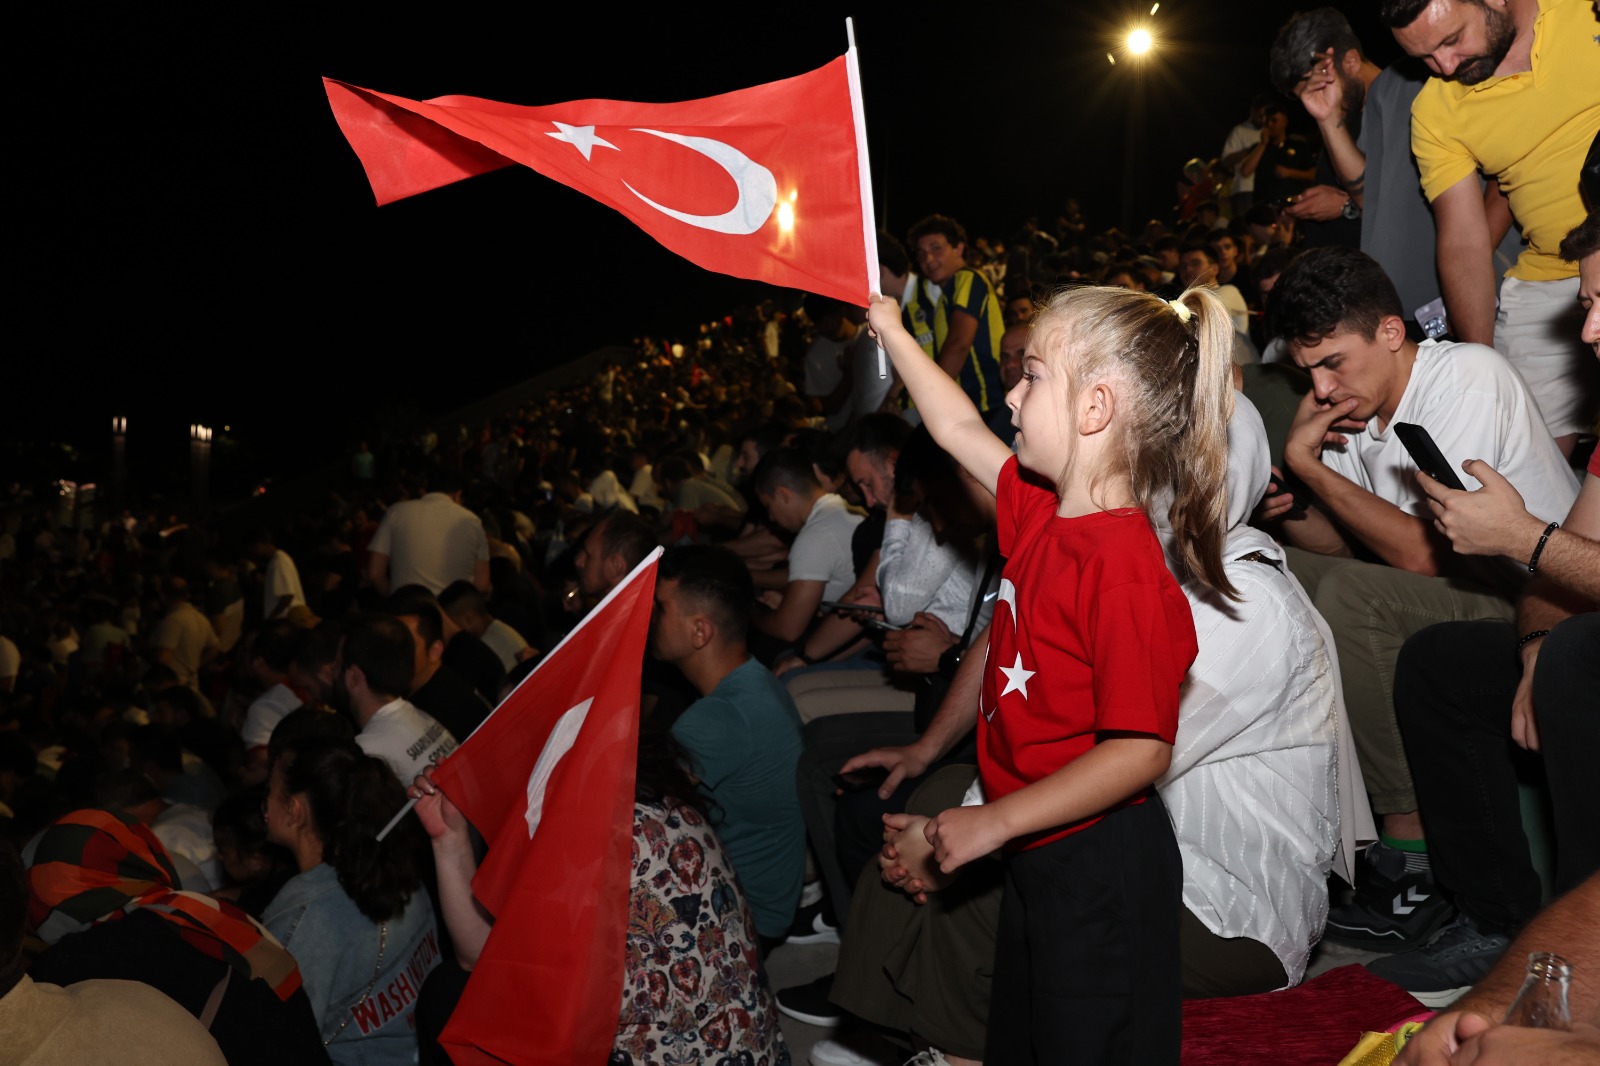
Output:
[1395,614,1600,929]
[984,793,1182,1066]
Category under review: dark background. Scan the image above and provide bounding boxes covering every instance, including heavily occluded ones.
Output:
[11,1,1403,491]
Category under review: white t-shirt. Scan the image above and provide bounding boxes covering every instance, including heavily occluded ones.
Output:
[1222,119,1260,196]
[263,550,307,619]
[152,803,224,892]
[241,682,303,750]
[357,698,459,783]
[369,494,490,594]
[481,618,529,673]
[786,494,863,603]
[1320,340,1579,531]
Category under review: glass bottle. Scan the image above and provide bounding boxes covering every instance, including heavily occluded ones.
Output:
[1501,952,1572,1031]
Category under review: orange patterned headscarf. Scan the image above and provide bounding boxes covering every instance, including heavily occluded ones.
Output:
[27,808,302,1000]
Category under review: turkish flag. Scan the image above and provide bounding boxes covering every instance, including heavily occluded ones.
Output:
[323,45,877,305]
[430,548,661,1066]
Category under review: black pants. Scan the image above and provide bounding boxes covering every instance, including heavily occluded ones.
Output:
[984,793,1182,1066]
[1395,614,1600,929]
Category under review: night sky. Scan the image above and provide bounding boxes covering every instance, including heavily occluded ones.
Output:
[13,1,1404,490]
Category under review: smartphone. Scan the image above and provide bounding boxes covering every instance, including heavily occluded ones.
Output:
[833,767,889,792]
[861,617,908,632]
[1394,423,1467,491]
[1269,466,1312,516]
[820,600,885,615]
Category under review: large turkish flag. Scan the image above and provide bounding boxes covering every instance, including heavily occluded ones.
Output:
[323,47,877,305]
[430,549,660,1065]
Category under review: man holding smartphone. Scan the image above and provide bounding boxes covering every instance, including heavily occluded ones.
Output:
[1260,247,1578,957]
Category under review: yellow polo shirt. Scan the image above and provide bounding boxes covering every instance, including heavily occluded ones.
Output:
[1410,0,1600,281]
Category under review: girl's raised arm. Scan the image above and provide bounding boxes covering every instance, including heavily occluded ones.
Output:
[866,294,1012,495]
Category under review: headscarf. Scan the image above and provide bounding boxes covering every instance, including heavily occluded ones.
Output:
[1152,392,1376,882]
[27,807,302,1000]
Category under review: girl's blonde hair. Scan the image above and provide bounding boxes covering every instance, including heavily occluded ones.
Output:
[1027,284,1238,599]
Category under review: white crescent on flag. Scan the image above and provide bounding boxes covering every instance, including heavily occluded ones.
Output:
[622,129,777,235]
[524,698,595,838]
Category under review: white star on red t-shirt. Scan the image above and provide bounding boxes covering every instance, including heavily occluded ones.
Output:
[998,652,1035,699]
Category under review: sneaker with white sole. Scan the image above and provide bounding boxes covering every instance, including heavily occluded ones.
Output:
[902,1051,952,1066]
[808,1036,900,1066]
[785,899,841,945]
[1366,913,1511,1008]
[1325,840,1455,951]
[778,973,842,1028]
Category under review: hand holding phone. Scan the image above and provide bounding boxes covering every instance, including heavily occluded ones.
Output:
[1394,423,1467,492]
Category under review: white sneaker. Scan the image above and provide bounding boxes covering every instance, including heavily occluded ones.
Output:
[808,1036,900,1066]
[902,1053,951,1066]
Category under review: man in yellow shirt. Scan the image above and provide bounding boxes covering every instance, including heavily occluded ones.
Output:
[1382,0,1600,452]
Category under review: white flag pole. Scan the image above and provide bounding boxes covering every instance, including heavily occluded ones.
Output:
[844,18,888,380]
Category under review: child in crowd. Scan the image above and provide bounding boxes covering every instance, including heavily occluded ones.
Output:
[863,281,1238,1063]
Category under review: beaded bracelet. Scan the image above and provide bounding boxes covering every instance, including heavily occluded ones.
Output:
[1518,629,1551,649]
[1527,521,1558,573]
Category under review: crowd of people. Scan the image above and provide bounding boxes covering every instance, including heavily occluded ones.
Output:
[3,3,1598,1065]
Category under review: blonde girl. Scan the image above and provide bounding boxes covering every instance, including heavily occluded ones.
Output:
[864,283,1237,1064]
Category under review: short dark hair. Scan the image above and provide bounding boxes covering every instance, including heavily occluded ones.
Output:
[267,705,355,767]
[386,587,445,647]
[251,619,303,673]
[94,767,161,810]
[293,621,344,675]
[654,455,694,485]
[437,579,486,615]
[1181,241,1218,265]
[1270,8,1363,96]
[341,613,415,700]
[752,447,821,498]
[1380,0,1478,29]
[843,413,912,464]
[658,545,754,643]
[427,466,465,496]
[878,229,911,277]
[908,214,968,250]
[1559,210,1600,262]
[129,726,183,776]
[1268,246,1405,348]
[593,510,658,573]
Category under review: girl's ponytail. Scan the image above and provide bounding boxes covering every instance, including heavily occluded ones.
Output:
[1166,287,1238,600]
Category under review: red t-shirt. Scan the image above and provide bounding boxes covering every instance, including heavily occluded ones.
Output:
[980,457,1198,850]
[1588,444,1599,479]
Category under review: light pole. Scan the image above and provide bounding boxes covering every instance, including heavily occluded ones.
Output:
[1109,11,1159,234]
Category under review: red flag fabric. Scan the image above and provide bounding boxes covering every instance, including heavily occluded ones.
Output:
[323,47,877,305]
[430,549,661,1066]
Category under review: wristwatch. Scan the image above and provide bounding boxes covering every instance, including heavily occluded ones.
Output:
[1341,196,1362,221]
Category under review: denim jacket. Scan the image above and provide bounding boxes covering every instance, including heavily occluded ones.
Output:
[263,864,440,1066]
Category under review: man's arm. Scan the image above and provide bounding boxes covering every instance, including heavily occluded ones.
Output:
[935,307,979,381]
[472,559,491,594]
[367,551,391,596]
[1283,392,1448,574]
[1237,133,1269,178]
[752,577,825,643]
[1431,173,1499,346]
[840,623,988,800]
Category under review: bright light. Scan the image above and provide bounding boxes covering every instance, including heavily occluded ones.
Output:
[1127,28,1153,55]
[1106,51,1117,65]
[1150,3,1159,14]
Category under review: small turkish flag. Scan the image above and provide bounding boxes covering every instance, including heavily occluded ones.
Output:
[323,40,877,305]
[430,548,660,1066]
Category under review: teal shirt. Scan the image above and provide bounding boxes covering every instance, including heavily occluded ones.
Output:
[669,657,805,939]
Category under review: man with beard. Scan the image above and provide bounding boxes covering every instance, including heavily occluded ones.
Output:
[1272,10,1455,337]
[1381,0,1600,454]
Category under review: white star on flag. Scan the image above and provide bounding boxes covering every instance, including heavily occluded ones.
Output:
[546,121,617,161]
[998,652,1035,699]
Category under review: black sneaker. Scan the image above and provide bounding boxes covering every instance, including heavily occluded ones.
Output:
[777,973,842,1028]
[1324,840,1454,951]
[785,898,841,945]
[1366,914,1511,1008]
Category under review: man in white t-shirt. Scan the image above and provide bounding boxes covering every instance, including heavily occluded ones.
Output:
[239,620,306,785]
[338,614,458,783]
[248,530,306,621]
[750,449,863,645]
[366,469,490,596]
[1219,95,1271,218]
[1261,246,1578,952]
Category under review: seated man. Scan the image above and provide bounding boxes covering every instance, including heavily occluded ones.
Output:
[338,613,458,782]
[1262,246,1578,950]
[813,398,1367,1064]
[652,545,806,948]
[749,448,863,647]
[1372,211,1600,1003]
